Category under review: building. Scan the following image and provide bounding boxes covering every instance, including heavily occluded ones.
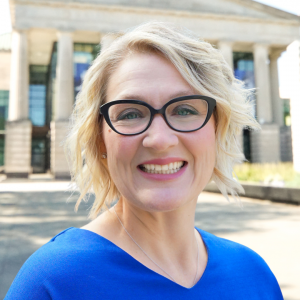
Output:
[0,0,299,178]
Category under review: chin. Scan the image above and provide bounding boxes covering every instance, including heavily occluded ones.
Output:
[134,189,189,212]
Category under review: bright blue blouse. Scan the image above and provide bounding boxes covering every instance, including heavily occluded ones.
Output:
[5,227,283,299]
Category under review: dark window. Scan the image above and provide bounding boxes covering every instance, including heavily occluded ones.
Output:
[283,99,291,126]
[31,138,47,173]
[74,43,100,100]
[29,65,48,126]
[233,53,256,117]
[0,90,9,167]
[233,52,255,162]
[0,90,9,131]
[29,65,49,172]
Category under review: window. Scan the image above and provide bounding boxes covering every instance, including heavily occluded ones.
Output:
[233,52,255,162]
[0,90,9,166]
[233,52,256,116]
[0,90,9,131]
[74,43,100,99]
[29,65,48,126]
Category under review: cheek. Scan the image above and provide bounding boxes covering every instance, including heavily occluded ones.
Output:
[202,119,216,155]
[102,124,139,170]
[188,123,216,167]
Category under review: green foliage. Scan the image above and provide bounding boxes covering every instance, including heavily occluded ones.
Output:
[233,163,300,187]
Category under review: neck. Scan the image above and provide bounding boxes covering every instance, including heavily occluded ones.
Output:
[112,195,200,287]
[84,194,207,288]
[116,195,197,250]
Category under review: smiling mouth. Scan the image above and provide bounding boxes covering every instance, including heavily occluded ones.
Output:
[138,161,186,174]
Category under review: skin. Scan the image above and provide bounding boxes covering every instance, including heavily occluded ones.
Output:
[82,52,216,288]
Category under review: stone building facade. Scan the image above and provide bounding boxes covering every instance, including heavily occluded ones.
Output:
[0,0,300,178]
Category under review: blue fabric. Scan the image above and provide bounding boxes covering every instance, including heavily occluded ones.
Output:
[5,227,283,299]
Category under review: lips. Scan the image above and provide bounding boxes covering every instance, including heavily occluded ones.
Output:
[139,161,185,174]
[138,157,187,175]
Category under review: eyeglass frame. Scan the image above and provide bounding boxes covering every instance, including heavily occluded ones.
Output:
[99,95,217,136]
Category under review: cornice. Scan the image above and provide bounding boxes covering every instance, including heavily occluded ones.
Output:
[231,0,300,21]
[12,0,300,27]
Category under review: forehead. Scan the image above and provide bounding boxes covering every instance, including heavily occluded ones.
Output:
[106,52,195,107]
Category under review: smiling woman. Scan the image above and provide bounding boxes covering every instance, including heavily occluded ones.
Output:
[70,23,259,218]
[5,22,283,300]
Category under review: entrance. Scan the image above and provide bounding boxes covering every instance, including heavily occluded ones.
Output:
[233,52,255,162]
[29,65,49,173]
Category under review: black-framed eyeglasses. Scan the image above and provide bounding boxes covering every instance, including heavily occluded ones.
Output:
[100,95,216,136]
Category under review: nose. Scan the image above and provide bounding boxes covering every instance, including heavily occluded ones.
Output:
[142,115,179,152]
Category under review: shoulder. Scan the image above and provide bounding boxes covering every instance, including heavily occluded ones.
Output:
[198,228,267,264]
[15,227,115,271]
[197,228,283,299]
[198,228,272,273]
[5,228,113,299]
[19,227,106,266]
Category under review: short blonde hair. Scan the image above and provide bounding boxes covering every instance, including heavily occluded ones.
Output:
[65,21,259,219]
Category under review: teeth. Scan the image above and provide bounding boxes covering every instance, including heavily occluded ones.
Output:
[162,165,168,171]
[140,161,185,174]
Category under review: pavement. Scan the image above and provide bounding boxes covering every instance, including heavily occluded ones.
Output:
[0,180,300,300]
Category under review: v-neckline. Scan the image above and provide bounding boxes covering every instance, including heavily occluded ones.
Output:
[69,227,211,290]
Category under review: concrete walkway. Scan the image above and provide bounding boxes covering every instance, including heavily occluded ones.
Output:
[1,181,299,299]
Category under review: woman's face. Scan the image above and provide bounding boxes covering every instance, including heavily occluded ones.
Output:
[103,52,216,212]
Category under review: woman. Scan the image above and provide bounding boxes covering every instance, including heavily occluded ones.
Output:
[5,22,283,299]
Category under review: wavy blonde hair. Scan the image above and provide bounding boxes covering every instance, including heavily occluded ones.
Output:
[65,21,260,219]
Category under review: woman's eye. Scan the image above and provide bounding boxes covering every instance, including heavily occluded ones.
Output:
[173,106,198,116]
[123,113,139,119]
[117,110,143,120]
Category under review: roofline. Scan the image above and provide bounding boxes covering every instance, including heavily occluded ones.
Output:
[9,0,300,27]
[233,0,300,21]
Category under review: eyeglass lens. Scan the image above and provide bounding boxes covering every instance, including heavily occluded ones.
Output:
[108,99,208,135]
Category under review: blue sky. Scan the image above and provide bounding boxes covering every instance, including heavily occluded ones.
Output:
[0,0,299,91]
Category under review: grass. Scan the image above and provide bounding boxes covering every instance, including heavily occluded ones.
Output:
[233,163,300,188]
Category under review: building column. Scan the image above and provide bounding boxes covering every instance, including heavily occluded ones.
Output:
[270,51,284,127]
[251,43,280,163]
[287,41,300,172]
[51,31,74,179]
[4,30,32,177]
[218,41,234,71]
[218,41,245,155]
[253,44,272,124]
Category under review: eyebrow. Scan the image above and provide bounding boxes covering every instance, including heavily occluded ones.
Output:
[115,90,195,101]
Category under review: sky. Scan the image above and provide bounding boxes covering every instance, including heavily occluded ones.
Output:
[0,0,11,35]
[0,0,299,92]
[254,0,300,15]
